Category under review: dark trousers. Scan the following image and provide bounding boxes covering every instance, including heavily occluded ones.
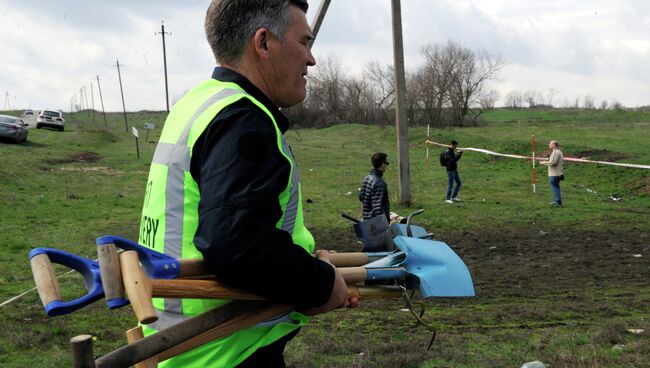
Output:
[236,328,300,368]
[549,176,562,205]
[446,170,462,199]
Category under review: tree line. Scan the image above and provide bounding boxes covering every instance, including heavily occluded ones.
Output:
[285,40,505,128]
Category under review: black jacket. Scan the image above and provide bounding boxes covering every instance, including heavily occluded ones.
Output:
[189,67,334,309]
[358,169,390,221]
[444,148,462,171]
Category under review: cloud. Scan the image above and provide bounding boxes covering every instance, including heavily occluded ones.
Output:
[1,0,648,111]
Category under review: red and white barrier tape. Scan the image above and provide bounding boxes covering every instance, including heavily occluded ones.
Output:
[424,140,650,170]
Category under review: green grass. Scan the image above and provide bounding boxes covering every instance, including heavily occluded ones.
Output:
[1,108,649,367]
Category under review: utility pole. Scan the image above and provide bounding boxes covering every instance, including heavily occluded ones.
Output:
[90,82,96,124]
[4,91,10,110]
[96,75,108,127]
[113,59,129,132]
[156,21,171,113]
[79,87,85,111]
[391,0,411,205]
[83,86,89,116]
[309,0,332,48]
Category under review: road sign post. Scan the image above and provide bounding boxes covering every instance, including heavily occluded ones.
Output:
[143,123,156,143]
[132,126,140,159]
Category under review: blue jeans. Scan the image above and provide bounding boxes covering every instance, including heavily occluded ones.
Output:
[549,176,562,205]
[446,170,462,199]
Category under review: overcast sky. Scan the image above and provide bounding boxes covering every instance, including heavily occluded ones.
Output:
[1,0,649,112]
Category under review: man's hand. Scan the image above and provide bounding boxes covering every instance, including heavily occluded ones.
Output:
[302,250,360,315]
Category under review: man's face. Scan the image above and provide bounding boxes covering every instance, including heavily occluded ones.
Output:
[266,5,316,108]
[379,159,389,172]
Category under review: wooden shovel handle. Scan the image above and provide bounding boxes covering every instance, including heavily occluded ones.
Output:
[150,279,263,300]
[120,251,156,324]
[176,252,374,278]
[30,253,61,307]
[348,285,403,300]
[119,286,403,366]
[97,242,124,303]
[157,304,291,363]
[71,334,95,368]
[328,252,369,267]
[125,327,157,368]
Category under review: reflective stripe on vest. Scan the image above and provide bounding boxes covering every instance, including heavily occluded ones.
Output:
[147,87,303,330]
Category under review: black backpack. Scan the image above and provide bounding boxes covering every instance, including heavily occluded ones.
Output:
[439,150,449,167]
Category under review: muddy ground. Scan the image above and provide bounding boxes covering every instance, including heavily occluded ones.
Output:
[297,227,650,366]
[314,226,650,298]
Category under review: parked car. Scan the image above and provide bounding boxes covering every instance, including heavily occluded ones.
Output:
[24,109,34,116]
[0,114,28,143]
[36,110,65,131]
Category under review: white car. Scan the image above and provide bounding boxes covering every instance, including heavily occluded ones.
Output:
[37,110,65,131]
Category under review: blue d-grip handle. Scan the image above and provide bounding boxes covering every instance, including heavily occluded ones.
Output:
[28,248,104,317]
[96,235,180,279]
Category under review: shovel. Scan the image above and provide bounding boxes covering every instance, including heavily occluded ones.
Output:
[99,235,475,367]
[94,250,404,368]
[28,236,393,317]
[118,250,404,324]
[339,236,475,298]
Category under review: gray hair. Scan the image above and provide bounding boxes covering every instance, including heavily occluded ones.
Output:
[205,0,309,66]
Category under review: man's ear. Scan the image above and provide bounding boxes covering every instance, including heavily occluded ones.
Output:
[253,28,272,60]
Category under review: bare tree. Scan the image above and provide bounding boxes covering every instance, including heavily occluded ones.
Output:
[505,90,523,108]
[599,100,608,110]
[524,89,544,108]
[363,61,394,124]
[307,53,346,122]
[448,46,505,124]
[341,78,369,123]
[611,99,624,110]
[546,88,558,107]
[412,41,504,126]
[573,96,581,109]
[479,89,499,110]
[583,94,595,109]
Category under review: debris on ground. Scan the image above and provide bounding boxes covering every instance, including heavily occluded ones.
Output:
[520,361,546,368]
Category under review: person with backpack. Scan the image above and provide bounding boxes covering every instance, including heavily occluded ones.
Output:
[441,140,463,203]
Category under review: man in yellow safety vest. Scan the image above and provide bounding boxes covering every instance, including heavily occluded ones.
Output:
[138,1,358,366]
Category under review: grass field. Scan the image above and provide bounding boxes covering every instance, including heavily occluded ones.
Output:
[1,108,649,367]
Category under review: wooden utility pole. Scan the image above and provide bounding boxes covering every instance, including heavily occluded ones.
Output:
[114,59,129,132]
[96,75,108,127]
[90,82,96,124]
[391,0,411,205]
[83,86,90,117]
[156,21,171,113]
[309,0,332,48]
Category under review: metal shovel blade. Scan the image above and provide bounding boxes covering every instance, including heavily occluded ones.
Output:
[394,236,475,298]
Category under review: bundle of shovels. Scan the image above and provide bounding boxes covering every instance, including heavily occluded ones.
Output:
[29,211,474,368]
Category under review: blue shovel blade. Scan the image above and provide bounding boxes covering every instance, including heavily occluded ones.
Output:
[394,236,475,298]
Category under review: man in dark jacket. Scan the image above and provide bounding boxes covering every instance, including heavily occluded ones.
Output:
[443,140,463,203]
[138,1,356,367]
[359,152,390,221]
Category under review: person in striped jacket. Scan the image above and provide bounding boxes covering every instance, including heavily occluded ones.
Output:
[359,152,390,222]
